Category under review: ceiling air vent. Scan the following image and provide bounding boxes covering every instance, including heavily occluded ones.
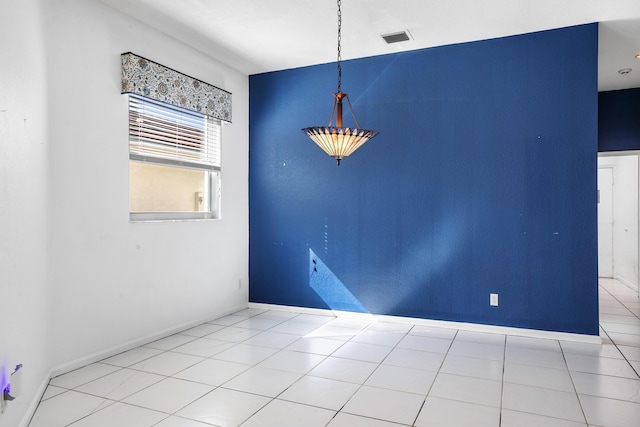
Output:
[381,30,411,44]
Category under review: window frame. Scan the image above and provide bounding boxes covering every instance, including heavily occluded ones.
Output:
[127,94,222,222]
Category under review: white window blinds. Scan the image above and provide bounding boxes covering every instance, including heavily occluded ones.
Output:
[129,94,221,171]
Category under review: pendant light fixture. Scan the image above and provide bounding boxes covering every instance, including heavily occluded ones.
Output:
[302,0,379,166]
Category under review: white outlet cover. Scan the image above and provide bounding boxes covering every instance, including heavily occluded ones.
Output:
[490,293,499,306]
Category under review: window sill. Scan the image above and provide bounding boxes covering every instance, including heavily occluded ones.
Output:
[130,212,220,222]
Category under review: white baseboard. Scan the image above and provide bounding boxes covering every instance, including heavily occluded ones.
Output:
[614,275,639,292]
[49,303,247,378]
[248,302,601,344]
[19,372,51,427]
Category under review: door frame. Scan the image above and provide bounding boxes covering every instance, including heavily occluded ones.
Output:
[597,166,614,278]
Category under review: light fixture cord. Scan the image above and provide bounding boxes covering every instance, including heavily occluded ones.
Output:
[336,0,342,94]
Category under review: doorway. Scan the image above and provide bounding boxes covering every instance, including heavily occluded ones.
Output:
[597,153,640,295]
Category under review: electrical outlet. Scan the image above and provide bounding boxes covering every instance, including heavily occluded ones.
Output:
[0,365,7,414]
[238,279,242,290]
[1,364,21,414]
[490,293,499,306]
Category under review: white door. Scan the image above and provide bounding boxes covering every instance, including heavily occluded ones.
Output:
[598,167,614,278]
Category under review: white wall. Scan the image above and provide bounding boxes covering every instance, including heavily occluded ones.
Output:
[1,0,249,424]
[46,0,249,368]
[0,1,52,425]
[598,154,639,290]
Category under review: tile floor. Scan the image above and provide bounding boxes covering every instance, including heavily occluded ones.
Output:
[29,278,639,426]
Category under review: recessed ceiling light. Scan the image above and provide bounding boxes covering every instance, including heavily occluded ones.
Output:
[618,68,632,75]
[636,53,640,59]
[381,30,412,44]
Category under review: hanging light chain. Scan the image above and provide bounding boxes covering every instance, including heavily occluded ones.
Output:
[301,0,379,165]
[336,0,342,94]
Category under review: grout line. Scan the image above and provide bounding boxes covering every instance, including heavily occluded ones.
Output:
[560,336,590,426]
[409,328,460,426]
[599,282,640,321]
[498,334,506,427]
[599,283,640,379]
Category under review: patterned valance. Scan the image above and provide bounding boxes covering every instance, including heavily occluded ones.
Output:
[121,52,232,122]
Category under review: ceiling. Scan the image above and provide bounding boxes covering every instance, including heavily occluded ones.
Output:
[100,0,640,91]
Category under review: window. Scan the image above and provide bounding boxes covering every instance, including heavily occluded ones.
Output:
[128,94,221,221]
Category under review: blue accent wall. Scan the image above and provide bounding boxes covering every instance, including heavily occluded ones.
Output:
[249,24,599,335]
[599,88,640,152]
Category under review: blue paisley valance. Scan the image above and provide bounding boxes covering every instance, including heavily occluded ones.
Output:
[121,52,232,122]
